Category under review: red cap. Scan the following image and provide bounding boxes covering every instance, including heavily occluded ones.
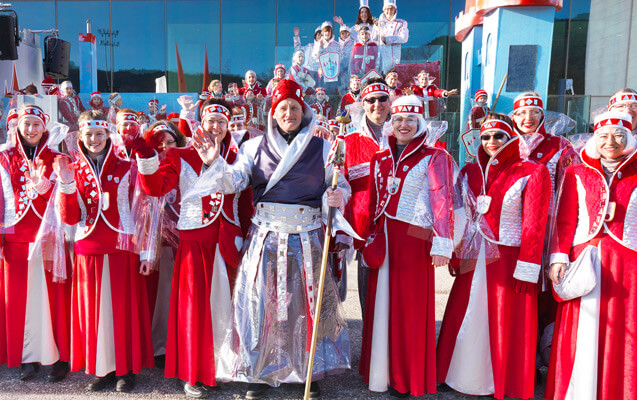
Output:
[271,79,305,114]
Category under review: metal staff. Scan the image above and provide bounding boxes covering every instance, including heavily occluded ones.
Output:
[303,112,350,400]
[491,72,508,111]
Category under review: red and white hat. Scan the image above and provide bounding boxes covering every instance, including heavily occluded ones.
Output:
[350,75,361,82]
[316,120,329,130]
[116,111,139,126]
[360,0,369,9]
[474,89,488,102]
[271,79,305,114]
[79,120,110,130]
[90,91,101,99]
[315,87,326,95]
[329,119,339,129]
[480,118,513,138]
[201,104,231,122]
[6,108,17,131]
[383,0,397,9]
[231,114,246,123]
[149,98,159,106]
[608,92,637,109]
[417,70,430,78]
[18,105,49,127]
[386,71,398,79]
[275,63,286,74]
[200,90,211,100]
[594,110,633,132]
[513,94,544,112]
[41,76,56,91]
[361,82,390,100]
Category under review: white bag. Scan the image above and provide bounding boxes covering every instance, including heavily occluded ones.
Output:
[552,245,598,301]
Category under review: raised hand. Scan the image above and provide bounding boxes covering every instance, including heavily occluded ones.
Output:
[294,27,300,37]
[177,95,196,112]
[53,155,76,184]
[192,130,221,166]
[333,16,343,25]
[446,88,459,96]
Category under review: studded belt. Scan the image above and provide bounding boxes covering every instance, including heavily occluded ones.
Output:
[252,202,322,233]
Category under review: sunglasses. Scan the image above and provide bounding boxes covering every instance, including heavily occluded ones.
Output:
[364,95,389,104]
[480,133,506,141]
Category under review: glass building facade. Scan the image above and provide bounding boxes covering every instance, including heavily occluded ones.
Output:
[11,0,590,96]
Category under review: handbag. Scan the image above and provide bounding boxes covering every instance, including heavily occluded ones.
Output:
[552,245,598,301]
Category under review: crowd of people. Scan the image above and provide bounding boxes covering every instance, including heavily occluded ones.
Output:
[0,2,636,400]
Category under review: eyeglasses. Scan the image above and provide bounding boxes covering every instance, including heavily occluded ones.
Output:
[363,95,389,104]
[392,116,418,124]
[480,133,506,141]
[613,103,637,111]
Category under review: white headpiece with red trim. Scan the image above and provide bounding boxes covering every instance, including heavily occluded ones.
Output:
[18,105,49,127]
[383,0,397,9]
[231,114,246,123]
[116,111,139,127]
[360,0,369,9]
[480,119,513,138]
[79,120,110,130]
[201,104,231,122]
[361,82,389,100]
[91,91,101,99]
[513,94,544,112]
[608,92,637,109]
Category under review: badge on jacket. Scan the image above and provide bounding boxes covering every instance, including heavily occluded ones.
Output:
[477,195,492,214]
[388,176,401,195]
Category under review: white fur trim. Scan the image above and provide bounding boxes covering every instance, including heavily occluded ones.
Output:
[136,153,160,175]
[431,236,453,259]
[58,180,77,194]
[550,252,570,265]
[513,260,541,283]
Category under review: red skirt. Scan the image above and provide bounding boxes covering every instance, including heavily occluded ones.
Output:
[70,251,154,376]
[436,245,537,399]
[0,241,71,367]
[360,219,437,396]
[164,226,233,387]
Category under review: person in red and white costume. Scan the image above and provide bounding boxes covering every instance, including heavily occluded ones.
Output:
[53,109,154,392]
[3,108,18,143]
[468,89,489,129]
[58,81,85,131]
[148,98,167,123]
[241,90,267,132]
[0,104,72,382]
[511,92,579,357]
[135,99,252,398]
[238,70,267,99]
[115,109,143,159]
[293,26,322,79]
[359,95,457,397]
[545,111,637,400]
[436,112,551,400]
[350,25,379,78]
[329,119,340,138]
[385,71,402,97]
[229,108,261,148]
[339,74,362,111]
[372,0,409,74]
[409,71,456,118]
[312,21,344,94]
[41,77,59,97]
[310,87,335,120]
[88,92,110,114]
[141,120,187,369]
[607,88,637,137]
[287,49,316,95]
[333,0,376,44]
[266,63,286,97]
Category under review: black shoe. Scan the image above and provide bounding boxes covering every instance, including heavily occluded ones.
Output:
[20,362,40,381]
[389,387,410,398]
[87,372,116,391]
[154,354,165,369]
[47,360,70,383]
[181,381,211,399]
[436,382,453,392]
[246,383,268,399]
[116,372,136,392]
[309,381,321,398]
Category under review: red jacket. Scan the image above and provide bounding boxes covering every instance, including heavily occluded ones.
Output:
[310,101,334,120]
[350,42,379,77]
[463,136,551,283]
[238,82,267,98]
[339,92,359,112]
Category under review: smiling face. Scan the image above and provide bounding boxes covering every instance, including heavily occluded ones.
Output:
[274,98,303,133]
[316,91,326,102]
[245,72,256,86]
[391,114,418,145]
[322,28,333,41]
[512,108,543,134]
[480,130,509,157]
[418,73,429,87]
[18,116,45,146]
[384,5,396,20]
[340,30,350,41]
[293,51,305,66]
[610,101,637,131]
[386,74,397,88]
[201,115,228,142]
[80,127,108,157]
[350,79,361,92]
[359,7,371,23]
[276,68,285,79]
[596,126,628,160]
[363,93,390,124]
[359,29,370,43]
